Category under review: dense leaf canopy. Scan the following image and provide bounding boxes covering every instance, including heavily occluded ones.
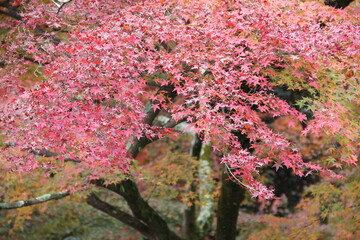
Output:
[0,0,359,199]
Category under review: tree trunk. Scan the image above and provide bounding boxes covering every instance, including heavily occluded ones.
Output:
[94,179,183,240]
[196,142,215,239]
[184,135,202,240]
[215,172,245,240]
[216,132,250,240]
[324,0,355,8]
[184,194,199,240]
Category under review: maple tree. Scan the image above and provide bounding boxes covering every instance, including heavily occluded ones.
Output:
[0,0,359,239]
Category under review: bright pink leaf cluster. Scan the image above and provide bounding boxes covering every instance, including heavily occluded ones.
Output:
[0,0,359,198]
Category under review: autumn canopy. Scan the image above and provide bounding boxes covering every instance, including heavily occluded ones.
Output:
[0,0,359,200]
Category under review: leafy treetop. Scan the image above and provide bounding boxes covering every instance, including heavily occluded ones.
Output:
[0,0,359,199]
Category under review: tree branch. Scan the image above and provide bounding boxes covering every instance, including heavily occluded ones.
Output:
[324,0,355,8]
[47,0,73,14]
[184,134,201,240]
[0,191,69,210]
[92,179,183,240]
[2,91,182,238]
[86,193,154,239]
[215,132,249,240]
[32,149,81,162]
[0,0,22,20]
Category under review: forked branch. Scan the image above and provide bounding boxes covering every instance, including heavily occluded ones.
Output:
[48,0,73,14]
[86,193,154,239]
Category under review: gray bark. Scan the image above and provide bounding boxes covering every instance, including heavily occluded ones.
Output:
[0,191,69,210]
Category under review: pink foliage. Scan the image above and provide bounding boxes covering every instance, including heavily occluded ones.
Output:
[0,0,359,198]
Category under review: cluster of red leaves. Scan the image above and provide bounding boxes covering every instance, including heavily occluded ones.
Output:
[0,0,359,198]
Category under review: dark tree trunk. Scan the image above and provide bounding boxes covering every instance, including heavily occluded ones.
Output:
[324,0,355,8]
[86,193,154,239]
[215,132,250,240]
[184,193,199,240]
[0,0,23,20]
[184,135,202,240]
[94,179,183,240]
[215,172,245,240]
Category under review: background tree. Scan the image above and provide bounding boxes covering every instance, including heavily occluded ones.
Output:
[0,0,359,239]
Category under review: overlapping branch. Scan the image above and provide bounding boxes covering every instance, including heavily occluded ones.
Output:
[0,191,69,210]
[86,193,154,239]
[0,96,184,239]
[0,0,22,20]
[47,0,73,14]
